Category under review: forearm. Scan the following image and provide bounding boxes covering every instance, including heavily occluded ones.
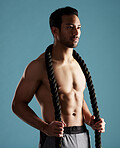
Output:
[82,99,92,126]
[12,101,48,133]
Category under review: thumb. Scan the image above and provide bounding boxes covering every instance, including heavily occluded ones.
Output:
[62,120,66,127]
[90,115,95,126]
[91,115,95,120]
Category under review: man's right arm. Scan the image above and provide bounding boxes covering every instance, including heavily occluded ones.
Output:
[12,60,48,132]
[12,59,65,137]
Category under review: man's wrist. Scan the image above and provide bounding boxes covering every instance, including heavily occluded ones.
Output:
[86,115,92,126]
[89,115,95,128]
[42,122,49,134]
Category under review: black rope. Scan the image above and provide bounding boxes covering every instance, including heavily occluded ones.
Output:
[45,44,102,148]
[45,44,62,148]
[73,50,102,148]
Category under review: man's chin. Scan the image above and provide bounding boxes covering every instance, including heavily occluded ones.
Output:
[70,42,78,48]
[63,41,79,48]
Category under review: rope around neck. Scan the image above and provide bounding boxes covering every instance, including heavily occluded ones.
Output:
[45,44,102,148]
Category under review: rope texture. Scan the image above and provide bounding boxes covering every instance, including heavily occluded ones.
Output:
[73,50,101,148]
[45,44,62,148]
[45,44,101,148]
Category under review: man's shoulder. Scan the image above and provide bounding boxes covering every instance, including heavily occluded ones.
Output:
[23,52,46,80]
[27,52,45,70]
[36,52,45,63]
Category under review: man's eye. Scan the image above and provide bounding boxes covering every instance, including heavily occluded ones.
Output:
[77,26,81,29]
[67,26,73,29]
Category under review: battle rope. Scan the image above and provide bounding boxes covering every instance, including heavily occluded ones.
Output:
[45,44,62,148]
[45,44,101,148]
[73,50,101,148]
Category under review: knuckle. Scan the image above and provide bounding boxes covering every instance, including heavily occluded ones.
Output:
[60,123,63,126]
[58,135,61,137]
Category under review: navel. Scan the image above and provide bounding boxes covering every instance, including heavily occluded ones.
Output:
[72,112,76,116]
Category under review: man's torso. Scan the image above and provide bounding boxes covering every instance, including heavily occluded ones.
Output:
[34,53,86,126]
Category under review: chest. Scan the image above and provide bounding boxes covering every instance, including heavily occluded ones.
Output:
[53,61,86,94]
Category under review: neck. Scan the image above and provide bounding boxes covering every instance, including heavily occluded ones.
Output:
[52,43,73,63]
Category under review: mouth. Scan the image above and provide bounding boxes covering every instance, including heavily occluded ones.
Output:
[71,37,79,42]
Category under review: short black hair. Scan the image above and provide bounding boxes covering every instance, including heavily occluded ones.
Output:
[49,6,78,30]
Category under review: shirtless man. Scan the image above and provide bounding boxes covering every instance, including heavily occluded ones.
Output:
[12,7,105,148]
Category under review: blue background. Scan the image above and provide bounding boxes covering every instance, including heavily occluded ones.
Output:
[0,0,120,147]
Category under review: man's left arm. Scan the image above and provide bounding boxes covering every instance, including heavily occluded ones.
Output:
[82,98,105,133]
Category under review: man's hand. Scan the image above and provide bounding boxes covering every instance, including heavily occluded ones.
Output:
[44,121,66,137]
[90,115,106,133]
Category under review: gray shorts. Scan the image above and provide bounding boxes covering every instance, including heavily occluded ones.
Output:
[39,125,91,148]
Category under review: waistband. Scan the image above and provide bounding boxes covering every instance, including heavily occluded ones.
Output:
[64,125,87,134]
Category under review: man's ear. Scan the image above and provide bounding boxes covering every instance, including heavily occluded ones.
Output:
[51,27,59,37]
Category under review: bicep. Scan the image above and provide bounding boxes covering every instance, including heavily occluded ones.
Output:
[13,59,44,104]
[13,77,41,104]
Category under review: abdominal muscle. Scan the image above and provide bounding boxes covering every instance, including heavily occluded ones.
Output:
[36,87,84,127]
[59,88,84,127]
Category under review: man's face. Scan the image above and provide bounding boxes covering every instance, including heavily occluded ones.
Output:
[57,15,81,48]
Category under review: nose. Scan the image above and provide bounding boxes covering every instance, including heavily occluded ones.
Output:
[73,27,80,36]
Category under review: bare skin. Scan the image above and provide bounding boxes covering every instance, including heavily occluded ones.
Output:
[12,14,105,138]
